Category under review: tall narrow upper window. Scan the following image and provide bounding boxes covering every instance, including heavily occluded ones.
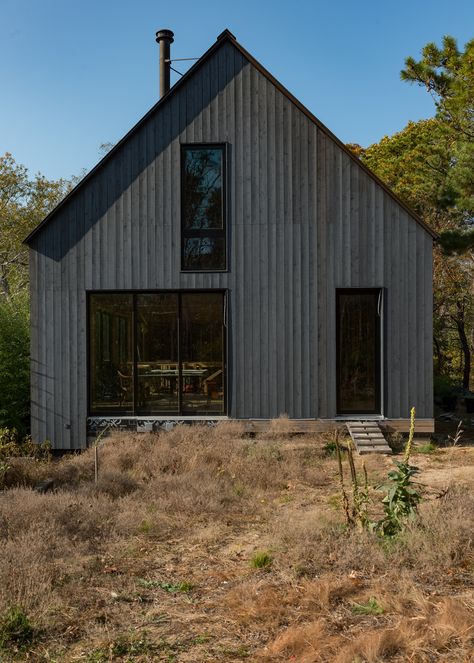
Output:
[181,145,226,271]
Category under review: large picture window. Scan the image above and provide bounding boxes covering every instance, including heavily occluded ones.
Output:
[181,145,226,271]
[89,291,226,416]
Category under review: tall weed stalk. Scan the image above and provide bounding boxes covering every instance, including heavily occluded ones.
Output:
[376,407,421,537]
[334,432,370,530]
[336,409,423,538]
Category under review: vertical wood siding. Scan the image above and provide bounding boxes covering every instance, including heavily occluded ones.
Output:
[29,41,434,449]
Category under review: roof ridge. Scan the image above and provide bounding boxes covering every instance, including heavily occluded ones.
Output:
[216,28,237,41]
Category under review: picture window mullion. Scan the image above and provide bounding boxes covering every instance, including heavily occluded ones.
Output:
[132,294,138,415]
[177,293,183,415]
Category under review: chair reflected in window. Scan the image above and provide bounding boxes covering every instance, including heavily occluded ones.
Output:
[203,368,223,405]
[117,370,133,406]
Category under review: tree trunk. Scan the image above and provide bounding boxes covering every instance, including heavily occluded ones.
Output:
[453,303,471,390]
[0,264,10,300]
[433,335,443,373]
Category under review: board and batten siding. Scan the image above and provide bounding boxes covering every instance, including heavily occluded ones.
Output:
[29,39,433,449]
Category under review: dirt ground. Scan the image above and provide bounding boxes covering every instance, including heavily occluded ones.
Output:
[1,424,474,662]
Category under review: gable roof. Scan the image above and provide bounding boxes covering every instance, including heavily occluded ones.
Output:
[25,29,438,244]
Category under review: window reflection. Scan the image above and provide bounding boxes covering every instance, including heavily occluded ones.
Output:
[182,146,226,271]
[183,237,225,271]
[183,148,223,230]
[181,293,225,415]
[136,294,179,414]
[90,294,133,412]
[89,292,225,416]
[337,291,380,414]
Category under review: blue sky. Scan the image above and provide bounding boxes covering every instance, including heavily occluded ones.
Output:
[2,0,473,181]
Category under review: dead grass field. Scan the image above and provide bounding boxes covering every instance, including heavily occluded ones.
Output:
[1,422,474,662]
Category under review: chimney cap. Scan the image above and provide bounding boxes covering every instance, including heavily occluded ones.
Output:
[156,29,174,44]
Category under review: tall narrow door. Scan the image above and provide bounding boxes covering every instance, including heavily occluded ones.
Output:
[336,289,382,415]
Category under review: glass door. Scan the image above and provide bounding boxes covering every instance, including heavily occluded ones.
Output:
[336,289,381,415]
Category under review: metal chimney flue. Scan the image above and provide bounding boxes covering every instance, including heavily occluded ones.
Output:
[156,29,174,98]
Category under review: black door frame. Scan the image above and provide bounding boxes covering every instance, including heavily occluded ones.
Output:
[336,288,382,416]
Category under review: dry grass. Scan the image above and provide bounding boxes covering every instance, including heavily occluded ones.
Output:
[0,423,474,661]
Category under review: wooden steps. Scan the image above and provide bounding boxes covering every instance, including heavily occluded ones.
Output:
[346,421,392,455]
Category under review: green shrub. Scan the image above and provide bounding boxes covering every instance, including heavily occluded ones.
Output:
[0,606,35,651]
[137,578,194,593]
[433,374,457,400]
[250,551,273,570]
[111,635,153,656]
[351,597,384,615]
[323,440,337,456]
[0,428,51,489]
[0,428,50,460]
[0,294,30,439]
[415,442,438,454]
[87,635,156,661]
[376,408,422,537]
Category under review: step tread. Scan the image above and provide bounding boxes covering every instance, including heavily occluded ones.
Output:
[345,420,392,455]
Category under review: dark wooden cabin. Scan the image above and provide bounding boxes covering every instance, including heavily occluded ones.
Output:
[25,29,436,450]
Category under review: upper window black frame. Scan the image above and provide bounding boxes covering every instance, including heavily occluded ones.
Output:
[180,143,227,272]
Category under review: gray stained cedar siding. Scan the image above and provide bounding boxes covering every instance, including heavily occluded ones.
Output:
[29,40,433,449]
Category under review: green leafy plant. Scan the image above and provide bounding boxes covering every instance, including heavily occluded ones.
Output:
[250,551,273,570]
[138,519,152,534]
[233,482,245,497]
[334,409,423,537]
[377,407,422,537]
[160,581,194,593]
[416,442,438,454]
[0,428,51,460]
[221,644,250,658]
[137,578,194,593]
[351,597,384,616]
[0,459,10,487]
[110,635,153,656]
[323,440,337,456]
[0,294,30,438]
[87,634,162,661]
[0,606,35,651]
